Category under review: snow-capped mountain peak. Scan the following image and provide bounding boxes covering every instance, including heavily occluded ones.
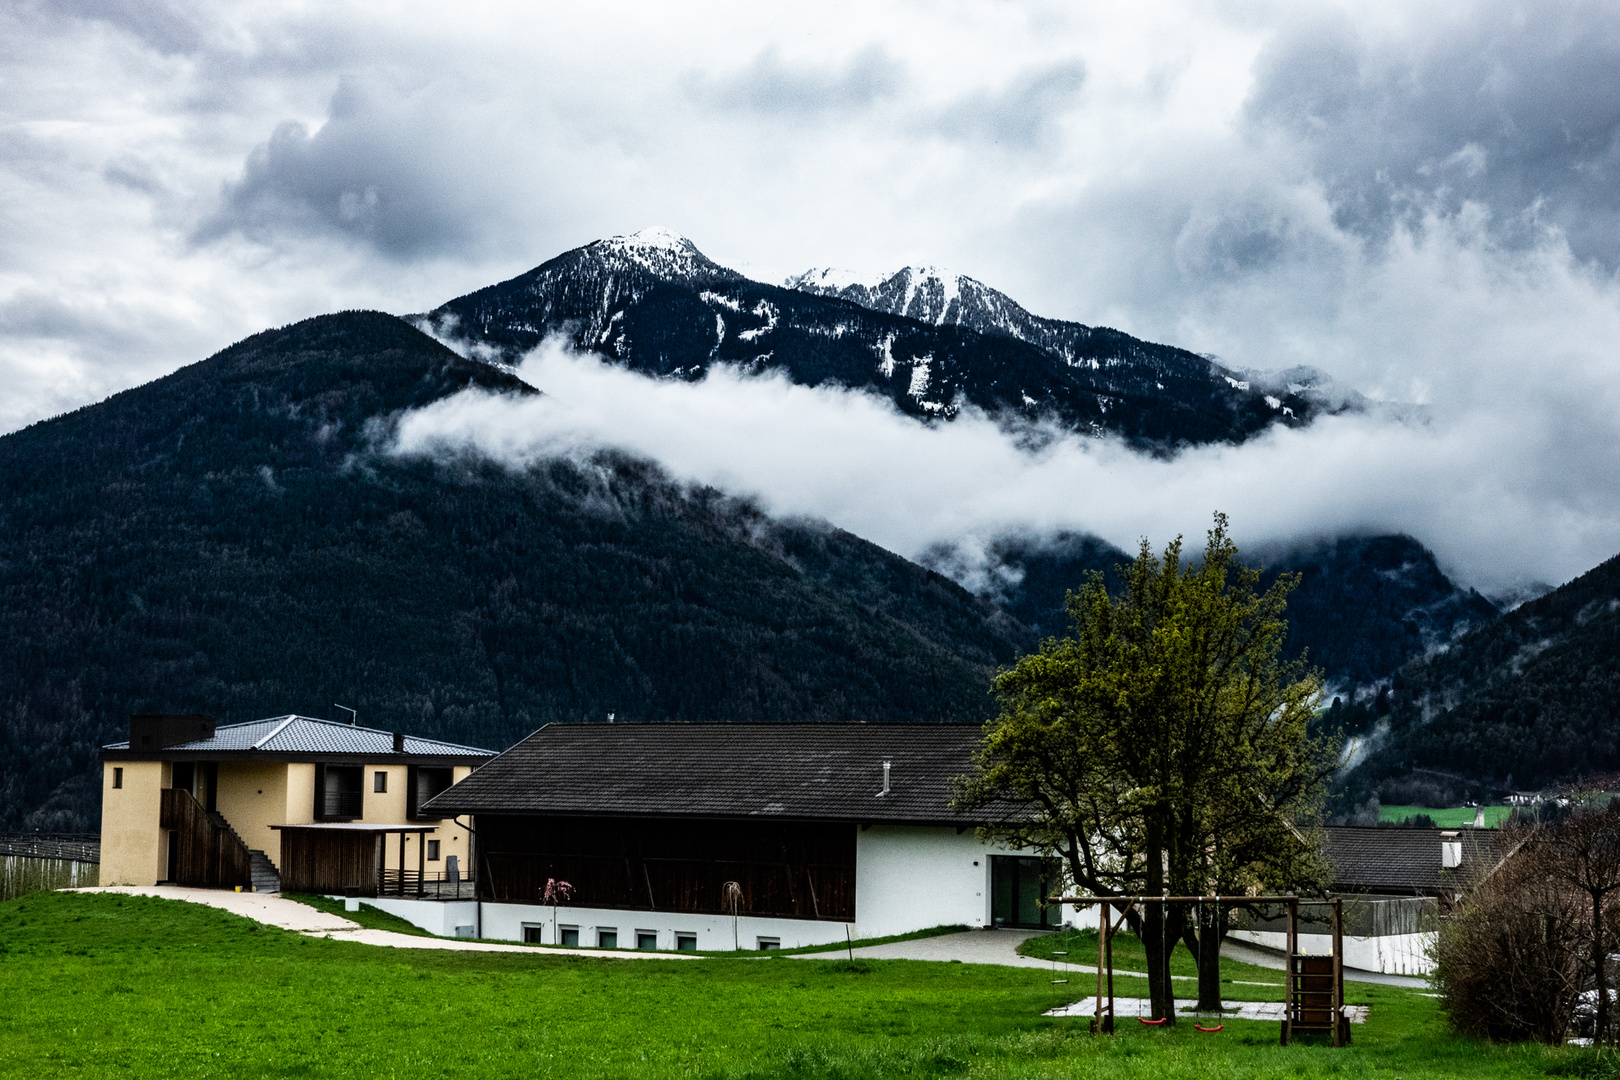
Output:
[591,226,720,280]
[788,264,1032,333]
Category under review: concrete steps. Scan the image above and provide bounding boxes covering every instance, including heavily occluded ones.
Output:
[249,849,281,894]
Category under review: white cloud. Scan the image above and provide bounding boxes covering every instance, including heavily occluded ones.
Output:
[6,0,1620,588]
[392,240,1620,597]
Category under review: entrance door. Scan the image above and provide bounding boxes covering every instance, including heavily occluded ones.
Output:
[990,856,1061,929]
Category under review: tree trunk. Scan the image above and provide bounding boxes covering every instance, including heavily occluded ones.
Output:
[1595,889,1609,1044]
[1143,811,1175,1024]
[1196,899,1223,1012]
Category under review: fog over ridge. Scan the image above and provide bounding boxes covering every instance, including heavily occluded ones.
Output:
[390,316,1619,598]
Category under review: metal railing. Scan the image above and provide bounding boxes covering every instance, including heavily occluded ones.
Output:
[319,791,362,818]
[377,868,477,900]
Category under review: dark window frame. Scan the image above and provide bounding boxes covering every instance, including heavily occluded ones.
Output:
[113,767,123,789]
[407,765,455,821]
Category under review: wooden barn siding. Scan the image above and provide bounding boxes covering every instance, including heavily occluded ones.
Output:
[158,788,252,889]
[279,830,383,895]
[480,816,855,921]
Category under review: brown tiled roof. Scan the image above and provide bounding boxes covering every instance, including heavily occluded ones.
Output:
[1324,825,1507,895]
[424,722,984,824]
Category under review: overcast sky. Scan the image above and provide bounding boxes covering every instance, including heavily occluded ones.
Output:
[6,0,1620,593]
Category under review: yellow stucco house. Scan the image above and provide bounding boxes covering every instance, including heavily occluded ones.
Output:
[99,713,494,895]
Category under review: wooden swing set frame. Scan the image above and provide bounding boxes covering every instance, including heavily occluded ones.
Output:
[1056,893,1350,1046]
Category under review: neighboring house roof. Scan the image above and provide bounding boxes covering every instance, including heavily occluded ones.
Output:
[1325,825,1505,895]
[101,715,494,763]
[423,722,984,825]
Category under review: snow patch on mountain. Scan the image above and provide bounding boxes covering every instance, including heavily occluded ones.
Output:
[592,226,718,280]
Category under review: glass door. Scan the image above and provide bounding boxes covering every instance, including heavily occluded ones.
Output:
[990,855,1061,929]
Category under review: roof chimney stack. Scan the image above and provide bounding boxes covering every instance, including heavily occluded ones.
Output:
[393,731,405,753]
[1441,831,1462,868]
[880,760,891,797]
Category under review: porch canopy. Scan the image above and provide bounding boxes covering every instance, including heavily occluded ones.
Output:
[271,823,436,896]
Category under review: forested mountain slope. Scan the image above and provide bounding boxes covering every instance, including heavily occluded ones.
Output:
[0,312,1033,831]
[419,228,1318,451]
[1337,549,1620,802]
[937,532,1497,691]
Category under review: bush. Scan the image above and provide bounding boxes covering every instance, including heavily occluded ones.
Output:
[1433,826,1584,1042]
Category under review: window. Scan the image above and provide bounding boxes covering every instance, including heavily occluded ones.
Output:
[426,840,440,861]
[597,929,617,949]
[407,765,454,820]
[522,925,544,944]
[112,767,123,789]
[676,933,698,952]
[374,771,388,793]
[314,764,363,819]
[756,937,780,950]
[637,931,658,951]
[560,926,579,947]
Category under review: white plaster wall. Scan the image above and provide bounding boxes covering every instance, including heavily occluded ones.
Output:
[1229,929,1435,976]
[357,896,480,937]
[482,902,851,950]
[853,824,1095,938]
[855,825,992,937]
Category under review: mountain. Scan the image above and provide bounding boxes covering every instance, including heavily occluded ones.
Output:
[0,311,1036,832]
[1336,548,1620,805]
[921,531,1497,690]
[785,264,1369,424]
[417,228,1325,451]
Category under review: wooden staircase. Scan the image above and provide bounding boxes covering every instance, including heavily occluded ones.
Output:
[159,788,252,889]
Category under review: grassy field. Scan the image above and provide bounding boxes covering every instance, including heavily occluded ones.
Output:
[0,891,1614,1079]
[1378,805,1515,828]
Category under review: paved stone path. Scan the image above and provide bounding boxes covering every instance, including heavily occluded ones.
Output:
[79,886,694,959]
[793,928,1428,988]
[1046,997,1370,1023]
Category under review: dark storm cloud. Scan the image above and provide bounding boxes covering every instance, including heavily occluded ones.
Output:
[684,44,903,115]
[195,78,501,259]
[1246,0,1620,266]
[930,60,1087,148]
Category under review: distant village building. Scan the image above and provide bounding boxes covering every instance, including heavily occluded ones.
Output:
[1229,825,1508,975]
[99,714,493,895]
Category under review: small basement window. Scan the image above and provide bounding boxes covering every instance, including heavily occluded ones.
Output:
[374,771,388,793]
[598,929,618,949]
[522,925,543,944]
[637,931,658,951]
[427,840,440,861]
[113,767,123,789]
[676,933,697,952]
[756,937,780,950]
[559,926,579,947]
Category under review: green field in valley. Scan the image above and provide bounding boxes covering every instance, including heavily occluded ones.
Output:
[1378,805,1516,828]
[0,891,1612,1079]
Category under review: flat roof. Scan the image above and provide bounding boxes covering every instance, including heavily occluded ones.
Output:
[423,722,987,825]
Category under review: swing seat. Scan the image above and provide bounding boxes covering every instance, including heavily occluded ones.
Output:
[1195,1024,1224,1033]
[1138,1017,1167,1025]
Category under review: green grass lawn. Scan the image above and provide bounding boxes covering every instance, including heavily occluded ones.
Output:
[0,890,1613,1079]
[1378,805,1515,827]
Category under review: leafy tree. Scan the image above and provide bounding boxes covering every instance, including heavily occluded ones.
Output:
[956,515,1337,1020]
